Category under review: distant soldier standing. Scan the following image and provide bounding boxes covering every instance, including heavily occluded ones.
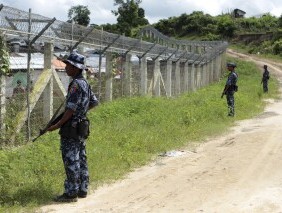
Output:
[221,62,238,117]
[261,64,270,93]
[47,52,99,202]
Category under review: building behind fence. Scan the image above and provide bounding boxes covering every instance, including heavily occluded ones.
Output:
[0,4,228,146]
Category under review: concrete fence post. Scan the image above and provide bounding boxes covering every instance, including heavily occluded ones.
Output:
[166,60,172,97]
[209,60,212,83]
[184,62,189,92]
[196,65,201,89]
[202,63,207,86]
[43,42,53,123]
[124,54,132,97]
[191,64,196,91]
[140,56,147,95]
[153,57,161,96]
[175,61,181,95]
[0,74,6,132]
[105,52,113,101]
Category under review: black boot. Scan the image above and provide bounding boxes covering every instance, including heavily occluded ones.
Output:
[78,190,87,198]
[54,193,78,202]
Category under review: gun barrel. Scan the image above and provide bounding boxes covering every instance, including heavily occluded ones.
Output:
[31,112,64,142]
[32,135,41,142]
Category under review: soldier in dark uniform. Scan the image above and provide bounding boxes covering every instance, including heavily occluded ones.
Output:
[261,64,270,93]
[221,62,238,117]
[47,51,99,202]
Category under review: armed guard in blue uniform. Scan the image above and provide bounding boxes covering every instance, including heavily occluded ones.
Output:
[221,62,238,117]
[47,51,99,202]
[261,64,270,93]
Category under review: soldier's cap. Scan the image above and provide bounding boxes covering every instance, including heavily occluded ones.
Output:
[63,51,86,70]
[227,62,236,68]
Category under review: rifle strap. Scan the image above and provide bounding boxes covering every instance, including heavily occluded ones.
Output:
[48,99,66,125]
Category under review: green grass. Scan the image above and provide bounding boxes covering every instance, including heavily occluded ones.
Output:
[0,57,279,212]
[229,43,282,63]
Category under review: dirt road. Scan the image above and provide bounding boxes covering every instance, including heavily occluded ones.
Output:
[41,51,282,213]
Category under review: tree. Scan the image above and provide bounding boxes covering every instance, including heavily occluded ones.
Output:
[100,23,119,34]
[273,39,282,55]
[217,15,236,38]
[278,14,282,28]
[257,13,278,31]
[112,0,149,36]
[68,5,91,26]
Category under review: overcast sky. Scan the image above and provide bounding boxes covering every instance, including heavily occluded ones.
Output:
[2,0,282,25]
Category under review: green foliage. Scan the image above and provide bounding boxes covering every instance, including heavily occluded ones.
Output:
[217,15,236,38]
[100,23,120,34]
[236,36,282,56]
[154,11,216,38]
[273,39,282,55]
[142,10,281,55]
[279,15,282,28]
[258,13,278,31]
[0,36,10,76]
[68,5,91,26]
[112,0,148,36]
[0,136,62,209]
[0,57,279,212]
[0,99,26,146]
[201,32,221,41]
[235,14,278,33]
[153,11,277,41]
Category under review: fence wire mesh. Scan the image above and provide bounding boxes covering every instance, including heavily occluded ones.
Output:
[0,4,228,146]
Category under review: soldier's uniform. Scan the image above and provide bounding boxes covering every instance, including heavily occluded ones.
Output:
[61,73,98,198]
[48,52,98,202]
[262,65,270,93]
[225,71,238,116]
[222,62,238,117]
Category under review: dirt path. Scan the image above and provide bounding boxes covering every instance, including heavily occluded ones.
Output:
[41,50,282,213]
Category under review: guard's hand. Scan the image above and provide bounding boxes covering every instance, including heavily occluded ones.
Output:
[47,124,58,132]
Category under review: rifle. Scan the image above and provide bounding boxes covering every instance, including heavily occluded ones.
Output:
[221,85,229,98]
[32,100,65,142]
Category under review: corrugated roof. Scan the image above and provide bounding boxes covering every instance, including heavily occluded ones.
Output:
[9,52,108,72]
[9,53,44,70]
[9,53,66,70]
[52,59,66,70]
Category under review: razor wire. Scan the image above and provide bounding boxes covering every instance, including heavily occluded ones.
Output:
[0,4,228,64]
[0,4,228,146]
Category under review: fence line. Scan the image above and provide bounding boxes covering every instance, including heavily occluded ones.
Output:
[0,4,228,146]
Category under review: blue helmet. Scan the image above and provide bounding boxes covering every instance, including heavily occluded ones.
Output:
[227,62,236,68]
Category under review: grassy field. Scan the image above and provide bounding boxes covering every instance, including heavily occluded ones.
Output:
[0,57,279,212]
[229,44,282,63]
